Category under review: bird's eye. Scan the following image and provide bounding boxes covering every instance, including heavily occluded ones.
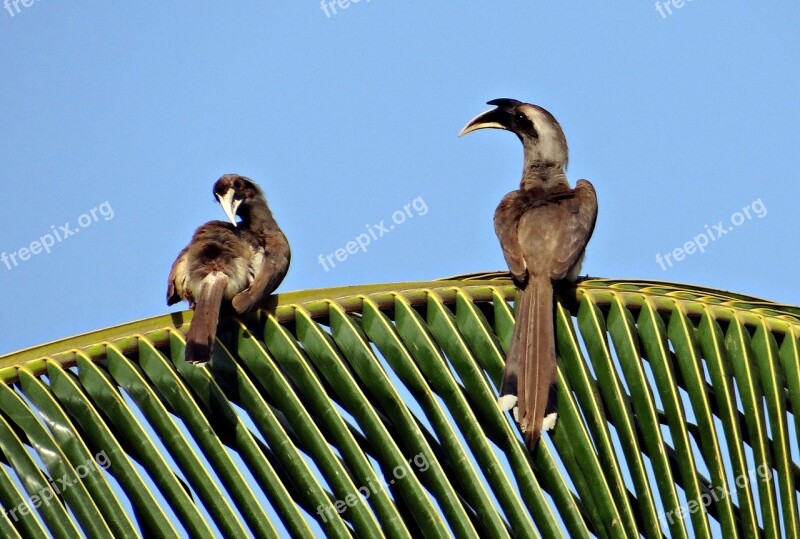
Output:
[233,177,244,190]
[515,113,536,136]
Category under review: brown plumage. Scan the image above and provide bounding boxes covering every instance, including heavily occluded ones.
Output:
[167,174,291,363]
[461,99,598,449]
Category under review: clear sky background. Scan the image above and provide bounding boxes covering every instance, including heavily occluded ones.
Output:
[1,3,798,356]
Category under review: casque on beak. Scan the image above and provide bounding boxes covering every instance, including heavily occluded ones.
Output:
[458,98,521,136]
[217,189,242,226]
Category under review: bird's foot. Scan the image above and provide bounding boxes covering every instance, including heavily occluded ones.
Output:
[187,359,210,367]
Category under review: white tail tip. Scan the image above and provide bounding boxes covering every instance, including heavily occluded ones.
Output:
[498,395,517,412]
[542,412,558,432]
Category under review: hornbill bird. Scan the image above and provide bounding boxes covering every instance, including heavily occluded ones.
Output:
[167,174,291,364]
[460,99,598,449]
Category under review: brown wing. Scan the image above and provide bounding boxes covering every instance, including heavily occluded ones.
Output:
[231,230,291,314]
[550,180,598,280]
[166,245,189,306]
[494,191,528,283]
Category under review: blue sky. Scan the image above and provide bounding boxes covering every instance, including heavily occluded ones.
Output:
[1,2,798,357]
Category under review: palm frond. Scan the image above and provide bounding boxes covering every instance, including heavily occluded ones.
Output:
[0,274,798,538]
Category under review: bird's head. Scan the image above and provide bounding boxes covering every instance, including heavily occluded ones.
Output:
[459,98,569,170]
[213,174,266,226]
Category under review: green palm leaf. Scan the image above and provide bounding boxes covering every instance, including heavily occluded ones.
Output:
[0,273,798,538]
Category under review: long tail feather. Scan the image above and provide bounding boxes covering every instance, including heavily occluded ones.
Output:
[185,272,228,364]
[500,276,558,449]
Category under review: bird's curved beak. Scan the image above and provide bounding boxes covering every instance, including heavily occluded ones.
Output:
[217,189,242,226]
[459,107,511,137]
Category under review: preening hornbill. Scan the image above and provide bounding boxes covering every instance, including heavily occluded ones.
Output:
[167,174,291,364]
[460,99,598,449]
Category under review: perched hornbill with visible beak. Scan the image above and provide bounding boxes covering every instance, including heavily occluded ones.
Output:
[167,174,291,363]
[460,99,598,449]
